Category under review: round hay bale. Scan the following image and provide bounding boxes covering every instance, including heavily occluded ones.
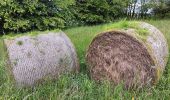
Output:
[3,32,79,87]
[86,22,169,88]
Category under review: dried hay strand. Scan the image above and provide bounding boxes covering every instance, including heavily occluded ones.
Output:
[86,22,169,88]
[3,32,79,87]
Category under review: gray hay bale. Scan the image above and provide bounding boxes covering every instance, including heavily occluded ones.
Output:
[4,32,79,87]
[86,22,169,88]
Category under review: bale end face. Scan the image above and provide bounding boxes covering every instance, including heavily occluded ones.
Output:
[86,31,157,88]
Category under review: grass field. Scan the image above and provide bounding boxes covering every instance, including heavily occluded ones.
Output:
[0,19,170,100]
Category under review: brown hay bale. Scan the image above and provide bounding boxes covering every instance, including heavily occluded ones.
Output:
[86,22,169,88]
[4,32,79,87]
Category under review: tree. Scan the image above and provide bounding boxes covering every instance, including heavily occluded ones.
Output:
[127,0,151,18]
[152,0,170,18]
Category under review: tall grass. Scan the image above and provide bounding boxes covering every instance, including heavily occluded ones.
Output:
[0,19,169,99]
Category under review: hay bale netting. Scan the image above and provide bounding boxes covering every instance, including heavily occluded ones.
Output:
[86,22,169,88]
[3,32,79,87]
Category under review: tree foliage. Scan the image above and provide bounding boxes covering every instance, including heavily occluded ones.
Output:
[152,0,170,18]
[74,0,128,24]
[0,0,169,34]
[0,0,75,33]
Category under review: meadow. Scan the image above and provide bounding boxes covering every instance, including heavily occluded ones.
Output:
[0,19,170,100]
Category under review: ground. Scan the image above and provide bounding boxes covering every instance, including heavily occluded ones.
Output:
[0,19,170,100]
